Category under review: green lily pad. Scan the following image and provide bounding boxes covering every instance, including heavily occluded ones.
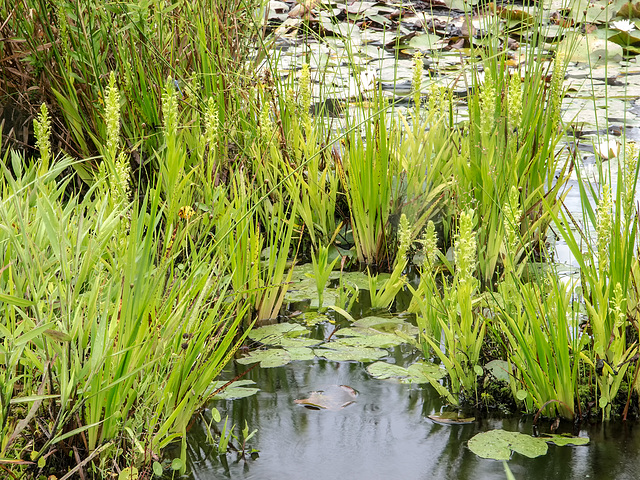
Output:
[366,361,408,379]
[301,311,331,326]
[428,412,475,425]
[248,323,309,345]
[406,362,447,382]
[276,336,323,348]
[284,346,316,361]
[542,434,590,446]
[236,349,291,368]
[353,316,419,336]
[333,329,404,348]
[315,343,386,362]
[468,430,548,460]
[294,385,358,410]
[210,380,260,400]
[366,361,447,383]
[485,360,511,383]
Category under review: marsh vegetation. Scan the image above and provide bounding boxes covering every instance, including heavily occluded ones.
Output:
[1,0,640,478]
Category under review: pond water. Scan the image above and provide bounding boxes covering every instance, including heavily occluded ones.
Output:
[181,353,640,480]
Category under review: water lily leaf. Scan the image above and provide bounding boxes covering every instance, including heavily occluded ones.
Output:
[560,32,623,66]
[428,412,475,425]
[485,360,511,382]
[353,316,419,336]
[284,346,316,361]
[542,434,590,446]
[277,336,323,348]
[367,361,408,379]
[210,380,260,400]
[248,323,309,345]
[294,385,358,410]
[334,330,404,348]
[406,362,447,382]
[468,430,548,460]
[236,349,291,368]
[301,311,331,326]
[315,344,386,362]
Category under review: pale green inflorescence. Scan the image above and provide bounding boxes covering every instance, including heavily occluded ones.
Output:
[455,209,477,285]
[397,213,412,259]
[422,220,438,266]
[299,63,312,128]
[33,103,52,170]
[412,51,424,111]
[162,77,178,138]
[480,70,496,137]
[203,96,219,147]
[105,71,121,160]
[597,183,612,274]
[114,151,131,203]
[612,282,626,331]
[507,72,522,132]
[549,52,565,130]
[259,102,274,146]
[503,185,522,255]
[623,142,638,221]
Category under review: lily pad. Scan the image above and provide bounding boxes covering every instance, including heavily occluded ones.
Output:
[366,361,447,382]
[468,430,548,460]
[315,343,386,362]
[248,323,309,345]
[428,412,476,425]
[333,329,404,348]
[294,385,358,410]
[236,349,292,368]
[485,359,511,382]
[542,434,590,446]
[366,361,408,379]
[210,380,260,400]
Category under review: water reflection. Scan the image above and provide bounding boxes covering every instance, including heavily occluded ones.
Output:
[177,353,640,480]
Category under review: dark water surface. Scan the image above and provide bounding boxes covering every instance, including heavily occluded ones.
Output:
[180,356,640,480]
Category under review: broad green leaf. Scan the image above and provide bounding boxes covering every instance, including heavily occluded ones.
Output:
[315,344,386,362]
[543,434,590,446]
[210,380,260,400]
[236,349,292,368]
[468,430,548,460]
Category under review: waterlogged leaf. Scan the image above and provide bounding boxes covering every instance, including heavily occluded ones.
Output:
[294,385,357,410]
[543,434,590,446]
[367,361,408,379]
[485,360,511,382]
[468,430,548,460]
[236,349,291,368]
[315,343,386,362]
[407,33,442,51]
[248,323,309,345]
[428,412,476,425]
[210,380,260,400]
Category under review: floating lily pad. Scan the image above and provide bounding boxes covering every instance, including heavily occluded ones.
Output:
[366,361,446,383]
[210,380,260,400]
[353,316,419,336]
[542,434,590,447]
[248,323,309,345]
[284,346,316,361]
[315,343,386,362]
[428,412,476,425]
[294,385,357,410]
[468,430,548,460]
[236,349,291,368]
[333,329,404,348]
[366,361,408,379]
